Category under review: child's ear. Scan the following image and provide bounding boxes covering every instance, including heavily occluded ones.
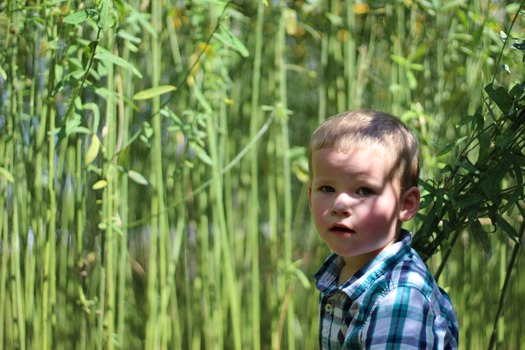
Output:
[399,187,420,222]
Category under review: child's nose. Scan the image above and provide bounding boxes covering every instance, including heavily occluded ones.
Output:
[331,193,353,216]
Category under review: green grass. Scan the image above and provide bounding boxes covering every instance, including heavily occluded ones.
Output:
[0,1,524,349]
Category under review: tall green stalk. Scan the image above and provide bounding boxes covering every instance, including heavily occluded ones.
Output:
[248,1,265,349]
[1,1,524,349]
[146,0,170,347]
[101,41,116,350]
[0,205,7,347]
[488,220,525,350]
[116,46,131,349]
[345,1,357,109]
[10,66,26,350]
[275,3,294,349]
[43,17,58,350]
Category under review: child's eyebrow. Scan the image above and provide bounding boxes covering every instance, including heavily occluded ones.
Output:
[311,176,333,184]
[350,174,385,187]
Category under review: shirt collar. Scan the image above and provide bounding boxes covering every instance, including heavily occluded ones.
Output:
[314,229,413,299]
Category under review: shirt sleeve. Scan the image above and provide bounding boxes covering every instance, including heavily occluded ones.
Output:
[360,285,437,350]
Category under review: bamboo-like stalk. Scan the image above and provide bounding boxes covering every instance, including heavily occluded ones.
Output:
[0,207,7,347]
[5,9,24,345]
[248,1,265,349]
[42,15,58,349]
[205,87,243,350]
[2,1,525,349]
[345,1,357,109]
[333,0,345,111]
[145,0,161,346]
[390,2,406,115]
[146,0,171,347]
[319,31,328,124]
[274,3,295,349]
[116,48,130,350]
[99,14,118,348]
[488,220,525,350]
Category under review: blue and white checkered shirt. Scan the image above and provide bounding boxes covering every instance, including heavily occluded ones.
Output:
[314,229,459,349]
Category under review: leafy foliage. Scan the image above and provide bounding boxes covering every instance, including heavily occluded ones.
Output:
[414,80,525,260]
[1,1,524,349]
[414,23,525,262]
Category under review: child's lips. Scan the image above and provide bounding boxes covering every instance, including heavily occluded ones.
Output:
[329,224,355,236]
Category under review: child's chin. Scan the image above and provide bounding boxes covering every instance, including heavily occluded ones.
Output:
[329,229,355,237]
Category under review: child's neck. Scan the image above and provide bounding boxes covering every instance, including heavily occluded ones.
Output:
[338,247,390,286]
[338,263,358,285]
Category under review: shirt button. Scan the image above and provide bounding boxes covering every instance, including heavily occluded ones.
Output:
[325,303,333,314]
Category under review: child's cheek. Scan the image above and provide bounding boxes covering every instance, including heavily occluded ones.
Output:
[358,201,395,232]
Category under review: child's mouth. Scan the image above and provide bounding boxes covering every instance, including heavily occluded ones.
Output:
[330,225,355,235]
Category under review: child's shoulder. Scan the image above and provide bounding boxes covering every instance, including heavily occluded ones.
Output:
[386,247,438,291]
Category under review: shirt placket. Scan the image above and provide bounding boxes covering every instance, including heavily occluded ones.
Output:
[321,291,344,350]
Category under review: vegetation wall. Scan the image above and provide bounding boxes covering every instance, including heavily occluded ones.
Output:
[1,0,524,349]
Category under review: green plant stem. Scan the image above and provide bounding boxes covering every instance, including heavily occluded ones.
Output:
[492,1,524,84]
[345,1,357,109]
[116,52,130,349]
[248,1,265,349]
[205,93,242,350]
[146,0,169,347]
[488,218,525,350]
[43,24,58,349]
[102,27,118,350]
[0,207,7,346]
[275,4,294,349]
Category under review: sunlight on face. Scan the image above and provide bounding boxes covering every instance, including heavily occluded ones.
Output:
[308,148,405,264]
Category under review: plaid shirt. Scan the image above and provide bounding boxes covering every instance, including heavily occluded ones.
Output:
[314,229,459,349]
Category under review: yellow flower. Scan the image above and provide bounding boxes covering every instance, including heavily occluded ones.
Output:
[353,3,369,15]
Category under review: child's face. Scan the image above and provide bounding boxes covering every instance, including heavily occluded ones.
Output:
[309,148,417,260]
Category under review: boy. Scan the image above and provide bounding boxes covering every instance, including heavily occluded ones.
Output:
[309,110,459,349]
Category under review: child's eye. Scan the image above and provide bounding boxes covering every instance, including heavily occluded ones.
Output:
[319,186,335,193]
[357,187,375,196]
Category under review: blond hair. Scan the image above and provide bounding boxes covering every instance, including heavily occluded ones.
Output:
[308,110,420,190]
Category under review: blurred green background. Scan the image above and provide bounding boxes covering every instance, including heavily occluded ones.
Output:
[1,0,524,349]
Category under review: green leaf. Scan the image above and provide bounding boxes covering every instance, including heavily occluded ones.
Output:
[439,0,467,12]
[161,107,183,126]
[133,85,177,100]
[128,170,150,186]
[83,102,101,131]
[94,53,143,78]
[117,30,142,44]
[92,180,107,190]
[512,40,525,51]
[287,260,311,289]
[143,121,153,138]
[0,65,6,80]
[124,2,157,38]
[454,196,481,210]
[496,216,519,242]
[64,9,99,24]
[213,25,250,58]
[495,132,514,148]
[194,146,214,166]
[61,113,90,138]
[97,0,109,29]
[193,84,212,113]
[325,12,343,26]
[0,167,14,183]
[116,146,131,169]
[485,83,513,114]
[471,219,491,253]
[85,133,101,165]
[457,160,479,174]
[436,142,455,157]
